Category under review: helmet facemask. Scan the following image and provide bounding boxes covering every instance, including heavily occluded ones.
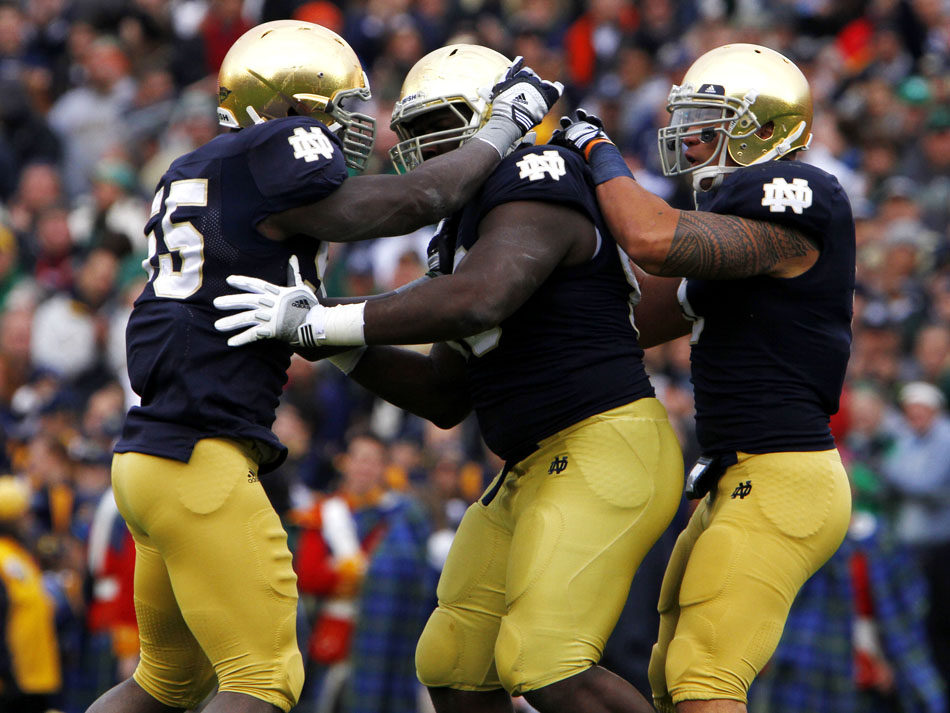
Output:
[658,84,760,191]
[390,100,477,173]
[299,82,376,172]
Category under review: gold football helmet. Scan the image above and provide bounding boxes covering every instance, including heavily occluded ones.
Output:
[389,44,511,173]
[217,20,376,171]
[658,43,813,190]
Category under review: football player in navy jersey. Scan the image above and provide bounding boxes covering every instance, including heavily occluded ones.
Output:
[553,44,855,713]
[90,21,562,713]
[215,44,684,713]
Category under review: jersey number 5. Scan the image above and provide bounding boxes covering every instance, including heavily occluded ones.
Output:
[145,179,208,299]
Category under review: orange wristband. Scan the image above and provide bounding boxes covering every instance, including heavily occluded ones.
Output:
[583,137,613,161]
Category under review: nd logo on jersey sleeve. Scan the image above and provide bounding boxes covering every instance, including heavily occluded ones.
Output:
[248,117,348,215]
[699,161,833,237]
[470,144,594,231]
[514,149,568,182]
[286,125,336,163]
[760,176,813,214]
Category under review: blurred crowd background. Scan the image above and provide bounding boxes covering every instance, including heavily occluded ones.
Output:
[0,0,949,712]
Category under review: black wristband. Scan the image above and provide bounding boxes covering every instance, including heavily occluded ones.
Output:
[588,141,635,185]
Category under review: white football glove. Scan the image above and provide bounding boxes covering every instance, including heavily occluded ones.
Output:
[484,57,564,135]
[213,255,323,347]
[550,108,611,154]
[474,57,564,157]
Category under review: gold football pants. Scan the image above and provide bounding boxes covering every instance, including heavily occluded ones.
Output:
[649,449,851,710]
[415,398,684,695]
[112,439,303,711]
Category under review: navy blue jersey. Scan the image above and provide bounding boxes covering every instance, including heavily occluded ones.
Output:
[684,161,855,454]
[115,117,347,471]
[432,144,654,461]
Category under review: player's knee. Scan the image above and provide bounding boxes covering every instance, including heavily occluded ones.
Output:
[283,650,305,708]
[416,609,463,687]
[494,617,585,695]
[665,634,749,703]
[268,647,305,710]
[648,642,667,699]
[134,666,216,710]
[215,649,303,712]
[493,617,525,693]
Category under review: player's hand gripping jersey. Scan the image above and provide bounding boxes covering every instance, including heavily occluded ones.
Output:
[681,160,855,454]
[429,144,655,461]
[116,117,346,471]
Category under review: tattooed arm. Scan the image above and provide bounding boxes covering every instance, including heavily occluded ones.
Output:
[595,176,819,279]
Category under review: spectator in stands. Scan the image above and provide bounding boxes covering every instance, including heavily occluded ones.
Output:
[840,383,902,516]
[905,323,950,400]
[899,106,950,234]
[31,204,76,294]
[85,487,138,687]
[48,37,135,197]
[0,474,62,713]
[0,78,61,201]
[290,430,390,713]
[884,381,950,691]
[342,482,435,713]
[562,0,636,93]
[198,0,252,75]
[25,432,74,537]
[68,158,148,258]
[849,305,903,396]
[31,246,120,388]
[5,162,64,239]
[137,87,219,194]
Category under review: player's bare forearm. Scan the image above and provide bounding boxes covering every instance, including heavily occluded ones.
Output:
[597,177,819,279]
[264,140,502,243]
[361,272,493,345]
[348,344,471,428]
[359,201,582,345]
[663,212,819,279]
[321,277,430,309]
[596,176,680,273]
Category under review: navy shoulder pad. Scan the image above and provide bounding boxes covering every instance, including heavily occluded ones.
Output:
[246,117,348,212]
[702,161,844,236]
[475,144,593,217]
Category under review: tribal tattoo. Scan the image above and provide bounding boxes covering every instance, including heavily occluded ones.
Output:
[660,211,818,279]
